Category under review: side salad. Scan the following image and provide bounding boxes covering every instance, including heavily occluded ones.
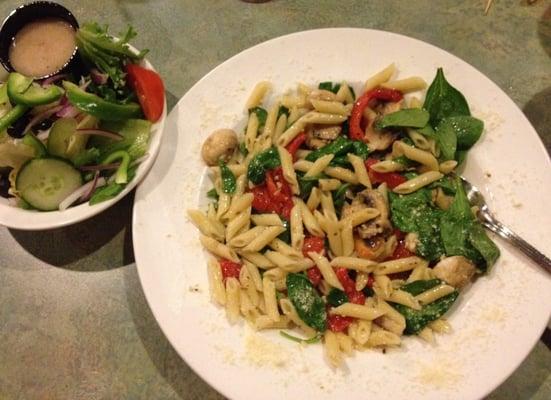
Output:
[0,23,164,211]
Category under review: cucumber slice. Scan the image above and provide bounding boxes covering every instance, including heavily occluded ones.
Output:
[16,158,83,211]
[46,117,86,159]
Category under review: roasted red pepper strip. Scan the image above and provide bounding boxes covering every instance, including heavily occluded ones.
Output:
[302,236,326,257]
[306,267,323,286]
[334,267,366,305]
[219,259,242,282]
[365,158,407,189]
[250,167,294,220]
[387,229,414,261]
[349,87,404,141]
[327,313,354,333]
[285,131,307,160]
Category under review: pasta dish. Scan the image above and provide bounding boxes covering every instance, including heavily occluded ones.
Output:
[188,64,500,367]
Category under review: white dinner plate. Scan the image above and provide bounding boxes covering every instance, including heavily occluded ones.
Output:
[133,28,551,400]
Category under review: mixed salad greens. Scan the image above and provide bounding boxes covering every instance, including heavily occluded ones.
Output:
[0,22,164,211]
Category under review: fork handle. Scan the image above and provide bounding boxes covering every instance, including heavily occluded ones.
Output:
[481,217,551,274]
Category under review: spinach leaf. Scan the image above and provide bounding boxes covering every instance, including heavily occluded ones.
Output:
[238,141,248,156]
[376,108,430,129]
[393,291,459,334]
[219,161,236,194]
[435,118,458,161]
[280,331,322,344]
[444,115,484,150]
[424,68,470,127]
[429,176,457,195]
[305,136,352,162]
[394,155,415,168]
[278,218,291,244]
[351,140,370,159]
[247,147,281,184]
[332,183,350,211]
[327,288,348,307]
[440,180,486,267]
[89,182,124,205]
[277,105,290,119]
[400,279,442,296]
[306,136,369,165]
[455,150,468,166]
[286,273,327,331]
[416,124,437,139]
[249,107,268,129]
[468,223,500,271]
[206,188,219,200]
[297,173,322,199]
[318,82,341,94]
[389,189,445,261]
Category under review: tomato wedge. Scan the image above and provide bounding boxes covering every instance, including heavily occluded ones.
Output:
[125,64,165,122]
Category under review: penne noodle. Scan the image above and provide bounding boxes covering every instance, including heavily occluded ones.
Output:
[304,154,334,178]
[225,277,241,324]
[381,77,427,93]
[330,303,385,321]
[308,252,344,290]
[242,226,286,252]
[347,153,372,188]
[277,146,300,195]
[251,213,284,226]
[392,171,443,194]
[329,256,377,272]
[207,258,226,306]
[245,81,271,109]
[364,63,396,92]
[375,256,428,275]
[415,284,456,305]
[310,99,350,116]
[200,235,239,262]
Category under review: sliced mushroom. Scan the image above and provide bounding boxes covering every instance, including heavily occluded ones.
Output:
[433,256,476,289]
[305,124,342,149]
[342,189,392,239]
[363,101,403,151]
[201,128,238,166]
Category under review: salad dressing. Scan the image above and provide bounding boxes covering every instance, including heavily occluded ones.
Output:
[9,18,76,78]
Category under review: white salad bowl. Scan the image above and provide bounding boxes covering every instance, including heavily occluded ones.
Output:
[0,57,167,231]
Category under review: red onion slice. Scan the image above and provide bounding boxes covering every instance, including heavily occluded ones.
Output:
[90,68,109,85]
[57,103,80,118]
[58,174,107,211]
[75,129,123,141]
[79,163,120,172]
[41,74,68,86]
[35,129,51,141]
[23,105,63,134]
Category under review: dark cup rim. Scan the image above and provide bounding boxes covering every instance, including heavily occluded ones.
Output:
[0,1,79,79]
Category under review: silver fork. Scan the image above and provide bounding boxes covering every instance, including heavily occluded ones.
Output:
[459,176,551,274]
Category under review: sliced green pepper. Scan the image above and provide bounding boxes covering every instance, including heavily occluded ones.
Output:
[63,81,142,121]
[8,73,63,106]
[22,133,47,157]
[101,150,131,184]
[0,83,8,105]
[0,104,29,132]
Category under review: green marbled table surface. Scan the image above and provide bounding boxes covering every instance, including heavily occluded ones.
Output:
[0,0,550,399]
